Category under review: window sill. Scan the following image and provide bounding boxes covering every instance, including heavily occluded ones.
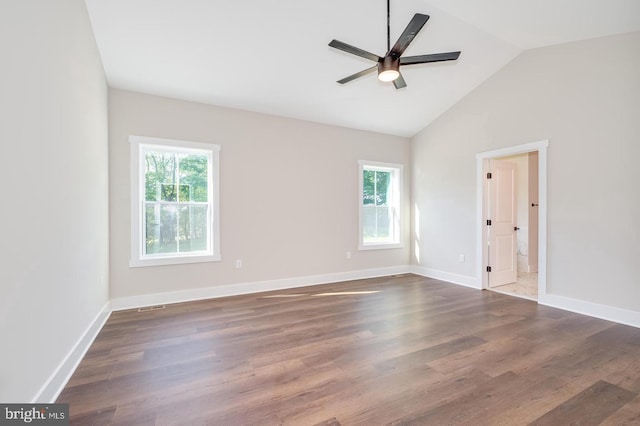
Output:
[358,243,403,251]
[129,254,221,268]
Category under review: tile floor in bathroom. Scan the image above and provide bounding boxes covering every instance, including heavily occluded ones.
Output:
[491,272,538,300]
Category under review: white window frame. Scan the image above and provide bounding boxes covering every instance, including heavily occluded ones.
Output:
[358,160,403,250]
[129,135,221,267]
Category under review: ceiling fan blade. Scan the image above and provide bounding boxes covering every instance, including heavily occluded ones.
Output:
[329,40,381,63]
[400,51,461,66]
[389,14,429,57]
[337,66,377,84]
[393,72,407,89]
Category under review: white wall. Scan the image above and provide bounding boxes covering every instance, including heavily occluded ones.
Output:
[412,32,640,312]
[109,89,410,300]
[0,1,109,402]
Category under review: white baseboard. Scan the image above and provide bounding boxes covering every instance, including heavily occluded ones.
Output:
[410,266,640,328]
[542,294,640,329]
[111,265,412,311]
[33,301,112,403]
[410,265,480,289]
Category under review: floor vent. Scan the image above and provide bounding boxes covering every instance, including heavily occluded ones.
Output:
[137,304,166,312]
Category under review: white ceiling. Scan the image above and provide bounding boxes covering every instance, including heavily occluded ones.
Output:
[84,0,640,137]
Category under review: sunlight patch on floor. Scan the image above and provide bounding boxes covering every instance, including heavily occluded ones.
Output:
[312,291,380,297]
[260,294,308,298]
[260,290,381,299]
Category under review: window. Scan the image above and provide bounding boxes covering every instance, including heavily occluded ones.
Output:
[359,161,403,250]
[130,136,220,267]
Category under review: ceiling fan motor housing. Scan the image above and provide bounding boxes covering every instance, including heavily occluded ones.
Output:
[377,55,401,82]
[379,55,400,74]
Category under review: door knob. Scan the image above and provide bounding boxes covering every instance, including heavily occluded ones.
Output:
[514,227,520,231]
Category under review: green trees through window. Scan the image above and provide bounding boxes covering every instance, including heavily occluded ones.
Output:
[363,169,390,206]
[360,161,402,248]
[143,149,210,256]
[362,169,392,242]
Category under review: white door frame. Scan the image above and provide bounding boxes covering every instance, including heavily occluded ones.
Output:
[475,140,548,303]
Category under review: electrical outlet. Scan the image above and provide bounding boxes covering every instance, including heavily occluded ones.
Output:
[346,251,351,260]
[235,259,242,269]
[459,254,465,263]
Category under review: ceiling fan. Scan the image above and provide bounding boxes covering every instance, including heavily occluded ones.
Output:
[328,0,461,89]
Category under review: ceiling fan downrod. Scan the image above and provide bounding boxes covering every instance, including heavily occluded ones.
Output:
[387,0,391,53]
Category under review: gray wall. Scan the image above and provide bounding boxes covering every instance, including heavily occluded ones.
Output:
[0,0,109,401]
[109,89,411,300]
[412,31,640,312]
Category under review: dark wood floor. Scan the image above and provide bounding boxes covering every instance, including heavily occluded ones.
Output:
[58,274,640,425]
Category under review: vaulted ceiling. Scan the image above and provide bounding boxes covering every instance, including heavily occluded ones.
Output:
[85,0,640,137]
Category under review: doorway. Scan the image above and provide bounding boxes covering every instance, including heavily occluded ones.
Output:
[487,153,538,299]
[475,140,548,303]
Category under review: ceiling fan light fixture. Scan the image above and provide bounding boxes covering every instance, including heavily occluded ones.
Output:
[378,69,399,82]
[378,57,400,82]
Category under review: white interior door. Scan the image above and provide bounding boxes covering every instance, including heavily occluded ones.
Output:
[489,160,517,287]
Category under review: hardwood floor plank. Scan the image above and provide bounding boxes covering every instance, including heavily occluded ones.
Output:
[489,375,585,425]
[601,394,640,425]
[312,417,341,426]
[336,367,492,425]
[56,274,640,425]
[392,371,524,425]
[374,335,487,373]
[65,406,116,426]
[587,323,640,347]
[529,380,637,425]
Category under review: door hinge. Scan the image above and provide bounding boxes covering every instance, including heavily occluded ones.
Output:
[486,219,492,226]
[486,266,492,272]
[486,172,492,179]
